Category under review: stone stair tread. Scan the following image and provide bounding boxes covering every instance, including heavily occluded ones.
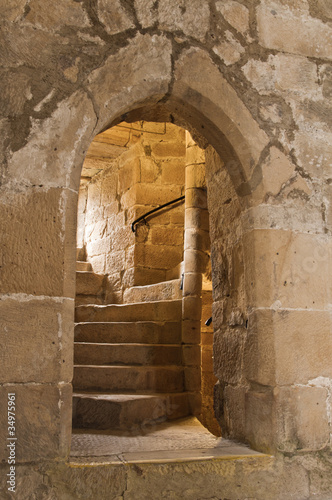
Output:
[74,364,183,369]
[75,299,182,323]
[74,321,181,344]
[74,342,181,347]
[76,261,92,272]
[123,279,182,303]
[73,365,185,392]
[72,391,190,430]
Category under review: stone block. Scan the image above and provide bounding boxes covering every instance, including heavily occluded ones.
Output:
[0,0,26,21]
[245,389,276,453]
[84,206,104,226]
[216,0,249,35]
[184,228,210,252]
[101,172,118,205]
[184,249,209,274]
[107,212,126,235]
[182,320,201,344]
[7,91,95,190]
[88,33,172,133]
[185,163,206,189]
[183,272,202,297]
[202,346,214,372]
[86,236,112,257]
[89,254,106,274]
[87,182,101,212]
[213,32,245,66]
[104,201,120,219]
[185,207,209,231]
[252,147,295,202]
[182,296,202,321]
[185,188,208,209]
[97,0,134,35]
[0,188,76,297]
[150,226,184,247]
[105,251,126,274]
[218,384,246,441]
[118,158,141,193]
[23,0,91,31]
[213,328,245,384]
[136,183,182,206]
[243,229,330,310]
[257,2,332,60]
[135,0,158,28]
[140,157,159,183]
[0,384,72,462]
[132,267,166,286]
[0,70,33,117]
[244,309,332,386]
[182,345,201,366]
[135,243,183,270]
[161,160,186,185]
[0,297,74,384]
[184,366,201,391]
[276,386,330,452]
[86,220,107,241]
[171,48,269,179]
[151,141,186,158]
[158,0,210,42]
[186,144,205,166]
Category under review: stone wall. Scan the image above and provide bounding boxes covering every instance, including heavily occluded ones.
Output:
[77,121,185,302]
[1,0,332,496]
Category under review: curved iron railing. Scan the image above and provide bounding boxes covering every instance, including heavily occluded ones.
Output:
[131,195,185,233]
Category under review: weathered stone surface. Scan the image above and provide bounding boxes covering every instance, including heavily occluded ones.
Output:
[0,0,26,21]
[0,70,32,116]
[0,384,72,462]
[213,31,245,66]
[243,54,320,99]
[252,146,296,201]
[213,328,246,384]
[23,0,91,31]
[0,297,73,383]
[172,48,269,182]
[134,0,158,28]
[276,385,330,452]
[0,188,76,297]
[88,33,172,131]
[158,0,210,42]
[216,0,249,35]
[6,91,96,190]
[244,309,332,386]
[97,0,134,34]
[257,1,332,60]
[244,230,330,310]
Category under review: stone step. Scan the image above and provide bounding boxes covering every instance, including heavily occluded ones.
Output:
[74,322,182,344]
[166,261,184,280]
[76,261,92,272]
[73,365,184,392]
[72,392,190,430]
[75,300,182,323]
[76,271,105,296]
[123,279,182,304]
[74,343,182,366]
[75,295,104,307]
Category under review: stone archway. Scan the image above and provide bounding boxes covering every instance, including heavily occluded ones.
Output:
[2,34,328,464]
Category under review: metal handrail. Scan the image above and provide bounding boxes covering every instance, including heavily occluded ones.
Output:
[131,195,185,232]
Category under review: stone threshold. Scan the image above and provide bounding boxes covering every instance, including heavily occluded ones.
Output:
[69,417,267,466]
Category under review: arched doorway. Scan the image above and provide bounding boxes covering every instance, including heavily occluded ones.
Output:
[71,120,220,441]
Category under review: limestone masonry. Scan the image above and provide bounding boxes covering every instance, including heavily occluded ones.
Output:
[0,0,332,498]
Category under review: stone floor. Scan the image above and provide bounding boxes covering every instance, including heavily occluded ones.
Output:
[70,417,265,465]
